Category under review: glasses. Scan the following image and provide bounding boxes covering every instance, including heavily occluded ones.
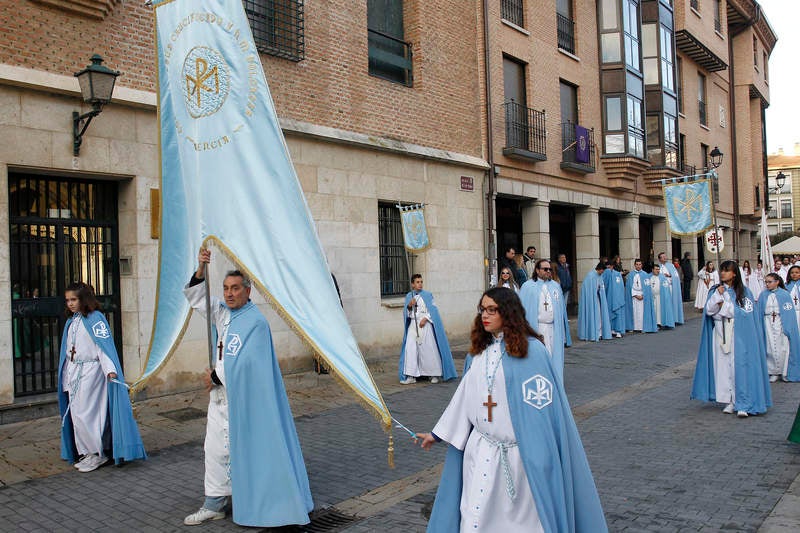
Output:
[501,271,511,276]
[478,305,499,315]
[539,267,552,272]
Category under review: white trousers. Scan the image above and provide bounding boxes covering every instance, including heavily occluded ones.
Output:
[204,386,232,497]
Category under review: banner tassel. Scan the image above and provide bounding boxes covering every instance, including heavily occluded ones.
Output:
[388,435,395,469]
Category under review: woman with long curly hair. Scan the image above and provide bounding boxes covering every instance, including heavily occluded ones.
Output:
[416,287,606,532]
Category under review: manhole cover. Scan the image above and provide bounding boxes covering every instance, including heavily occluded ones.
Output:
[304,508,359,532]
[158,407,207,422]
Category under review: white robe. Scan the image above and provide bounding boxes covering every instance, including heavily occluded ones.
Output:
[61,315,117,456]
[694,269,719,310]
[403,294,443,378]
[764,292,790,377]
[706,288,736,405]
[630,271,645,331]
[184,282,232,497]
[432,338,543,533]
[537,284,555,356]
[651,277,662,326]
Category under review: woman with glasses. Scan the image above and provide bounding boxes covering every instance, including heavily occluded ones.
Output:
[757,273,800,383]
[498,267,520,293]
[691,260,771,418]
[416,287,607,532]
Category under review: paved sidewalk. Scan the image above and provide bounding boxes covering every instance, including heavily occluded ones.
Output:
[1,306,800,532]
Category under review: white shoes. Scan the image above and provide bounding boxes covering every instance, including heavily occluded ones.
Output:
[73,455,91,469]
[737,411,749,418]
[770,375,779,383]
[722,403,735,414]
[613,332,623,338]
[400,377,416,385]
[430,377,440,384]
[77,454,108,473]
[184,508,225,526]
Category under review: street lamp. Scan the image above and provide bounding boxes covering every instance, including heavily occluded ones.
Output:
[709,146,723,169]
[72,54,120,156]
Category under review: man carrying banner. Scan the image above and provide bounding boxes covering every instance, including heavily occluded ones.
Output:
[399,274,458,385]
[183,248,313,527]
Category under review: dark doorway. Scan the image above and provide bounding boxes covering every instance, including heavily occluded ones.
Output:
[496,197,523,262]
[549,204,577,312]
[639,217,655,269]
[9,173,121,397]
[599,212,619,261]
[671,237,682,262]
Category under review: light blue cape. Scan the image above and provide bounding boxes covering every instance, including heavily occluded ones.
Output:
[691,286,772,414]
[224,301,313,526]
[625,271,657,333]
[602,268,627,334]
[756,288,800,381]
[426,340,607,532]
[58,311,147,465]
[398,290,458,382]
[653,272,676,328]
[578,271,612,341]
[519,279,571,382]
[662,261,685,324]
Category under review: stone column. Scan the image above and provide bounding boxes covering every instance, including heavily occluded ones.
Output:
[0,163,11,405]
[618,213,640,272]
[575,207,600,291]
[521,200,550,259]
[652,217,671,263]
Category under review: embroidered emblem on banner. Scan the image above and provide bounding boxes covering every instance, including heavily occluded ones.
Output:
[522,375,553,410]
[784,302,793,311]
[743,297,754,313]
[183,46,230,118]
[92,321,111,339]
[226,334,242,356]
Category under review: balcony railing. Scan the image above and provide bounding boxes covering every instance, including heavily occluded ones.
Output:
[368,29,413,86]
[698,100,707,125]
[560,121,596,172]
[503,100,546,161]
[557,13,576,55]
[501,0,524,27]
[680,161,696,176]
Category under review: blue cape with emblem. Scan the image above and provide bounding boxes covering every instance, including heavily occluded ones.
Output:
[653,272,675,328]
[691,285,772,414]
[58,311,146,465]
[662,261,684,324]
[426,339,607,532]
[602,268,626,334]
[519,279,570,383]
[398,290,458,382]
[625,270,657,333]
[756,288,800,381]
[223,301,313,526]
[578,271,611,341]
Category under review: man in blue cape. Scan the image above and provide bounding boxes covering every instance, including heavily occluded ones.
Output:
[625,259,657,333]
[183,249,312,527]
[658,252,684,324]
[398,274,458,384]
[756,280,800,382]
[691,276,772,416]
[602,262,626,338]
[520,259,571,382]
[59,311,147,468]
[651,264,675,329]
[578,262,612,341]
[422,337,607,532]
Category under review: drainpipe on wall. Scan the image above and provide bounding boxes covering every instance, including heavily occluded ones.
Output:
[482,0,497,288]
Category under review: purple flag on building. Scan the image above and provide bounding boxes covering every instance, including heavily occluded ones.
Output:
[575,124,590,163]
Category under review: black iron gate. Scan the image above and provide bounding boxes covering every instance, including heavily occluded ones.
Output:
[9,173,121,397]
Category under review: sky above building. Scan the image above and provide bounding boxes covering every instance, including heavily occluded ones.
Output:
[760,0,798,155]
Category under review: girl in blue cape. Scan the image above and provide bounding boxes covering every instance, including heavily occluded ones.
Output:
[757,273,800,382]
[415,287,607,532]
[58,282,146,472]
[691,260,772,418]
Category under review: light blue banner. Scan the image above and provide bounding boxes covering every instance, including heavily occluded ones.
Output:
[400,206,430,252]
[663,179,714,236]
[138,0,390,428]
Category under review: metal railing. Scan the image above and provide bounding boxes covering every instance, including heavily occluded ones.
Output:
[680,161,696,175]
[561,122,596,170]
[368,29,413,86]
[244,0,305,61]
[378,203,410,297]
[557,13,575,54]
[504,100,546,159]
[501,0,524,27]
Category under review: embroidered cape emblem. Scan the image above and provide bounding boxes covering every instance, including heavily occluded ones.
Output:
[92,321,111,339]
[226,334,242,356]
[522,374,553,410]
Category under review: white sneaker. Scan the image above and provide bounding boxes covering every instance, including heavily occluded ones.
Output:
[184,508,225,526]
[737,411,749,418]
[400,377,416,385]
[613,332,623,338]
[722,403,734,414]
[770,375,779,383]
[782,376,790,382]
[430,377,440,384]
[73,455,91,469]
[77,454,108,473]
